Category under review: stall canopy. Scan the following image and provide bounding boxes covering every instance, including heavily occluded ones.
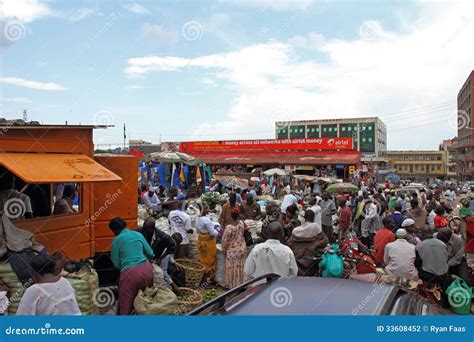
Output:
[145,151,202,166]
[213,175,249,189]
[0,153,121,183]
[263,168,289,176]
[194,151,361,165]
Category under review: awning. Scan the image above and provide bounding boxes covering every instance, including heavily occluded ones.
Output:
[194,151,361,165]
[0,153,122,183]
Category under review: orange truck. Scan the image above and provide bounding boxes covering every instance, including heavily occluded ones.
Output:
[0,124,137,265]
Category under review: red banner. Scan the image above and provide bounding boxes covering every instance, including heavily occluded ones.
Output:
[179,138,353,153]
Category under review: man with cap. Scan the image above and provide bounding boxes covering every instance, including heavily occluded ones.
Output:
[401,218,421,246]
[142,186,161,210]
[383,229,418,280]
[436,227,469,283]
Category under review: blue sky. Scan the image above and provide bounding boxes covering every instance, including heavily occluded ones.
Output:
[0,0,473,149]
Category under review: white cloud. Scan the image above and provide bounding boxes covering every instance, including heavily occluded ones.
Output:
[288,33,325,50]
[141,23,179,45]
[126,1,474,149]
[0,0,53,22]
[124,3,151,15]
[66,8,94,22]
[0,96,32,103]
[0,77,66,91]
[218,0,314,11]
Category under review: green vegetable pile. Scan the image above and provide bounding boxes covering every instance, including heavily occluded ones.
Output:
[201,192,221,206]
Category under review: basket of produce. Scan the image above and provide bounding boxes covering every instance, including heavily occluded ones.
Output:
[175,259,206,289]
[173,287,203,315]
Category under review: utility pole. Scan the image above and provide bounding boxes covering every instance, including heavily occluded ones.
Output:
[123,123,126,150]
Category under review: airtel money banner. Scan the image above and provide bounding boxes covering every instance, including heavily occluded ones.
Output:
[179,138,353,153]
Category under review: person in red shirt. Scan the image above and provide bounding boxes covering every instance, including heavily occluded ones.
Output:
[384,180,390,190]
[337,197,352,241]
[433,205,448,229]
[373,216,396,265]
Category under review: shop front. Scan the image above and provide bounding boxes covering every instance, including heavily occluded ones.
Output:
[178,138,361,180]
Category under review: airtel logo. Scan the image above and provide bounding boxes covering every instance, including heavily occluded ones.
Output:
[327,139,335,146]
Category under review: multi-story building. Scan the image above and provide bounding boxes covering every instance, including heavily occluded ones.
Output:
[381,150,448,183]
[454,70,474,180]
[441,138,457,180]
[275,117,387,160]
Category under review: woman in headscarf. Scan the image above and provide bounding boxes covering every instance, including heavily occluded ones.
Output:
[221,207,248,289]
[196,204,221,278]
[218,193,240,229]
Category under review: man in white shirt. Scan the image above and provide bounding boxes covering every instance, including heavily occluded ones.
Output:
[142,187,161,210]
[308,197,322,227]
[244,222,298,278]
[445,188,456,204]
[280,189,298,214]
[384,229,418,280]
[168,202,193,258]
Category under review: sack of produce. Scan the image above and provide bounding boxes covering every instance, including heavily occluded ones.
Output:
[62,269,100,316]
[0,260,26,315]
[152,263,167,287]
[134,286,177,315]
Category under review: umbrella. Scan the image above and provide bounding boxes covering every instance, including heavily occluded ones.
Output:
[214,175,249,189]
[263,168,288,176]
[145,151,202,165]
[312,177,333,184]
[384,173,400,183]
[326,182,358,194]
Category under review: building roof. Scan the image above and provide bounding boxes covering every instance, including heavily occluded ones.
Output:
[0,124,110,129]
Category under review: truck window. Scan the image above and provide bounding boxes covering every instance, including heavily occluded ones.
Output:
[0,166,81,220]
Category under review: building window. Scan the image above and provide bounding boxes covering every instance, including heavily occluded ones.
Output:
[328,127,333,132]
[342,127,346,131]
[348,126,352,131]
[323,127,327,132]
[368,137,372,142]
[361,137,366,143]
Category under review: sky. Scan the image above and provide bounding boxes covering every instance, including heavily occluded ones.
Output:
[0,0,473,150]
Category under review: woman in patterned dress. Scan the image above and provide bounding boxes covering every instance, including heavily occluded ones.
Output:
[221,207,248,289]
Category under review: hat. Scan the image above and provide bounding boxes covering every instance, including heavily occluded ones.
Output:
[149,186,157,192]
[401,218,415,227]
[395,228,408,239]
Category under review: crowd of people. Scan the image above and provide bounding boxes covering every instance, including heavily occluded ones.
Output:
[14,176,473,315]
